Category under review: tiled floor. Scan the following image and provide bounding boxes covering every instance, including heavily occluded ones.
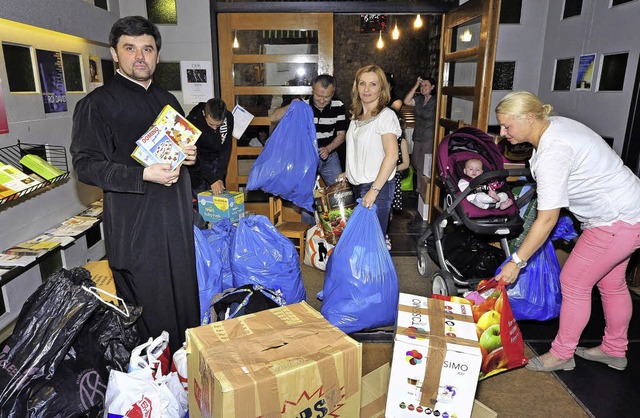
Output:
[389,190,640,418]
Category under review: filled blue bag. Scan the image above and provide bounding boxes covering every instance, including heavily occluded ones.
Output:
[246,101,319,212]
[231,214,306,304]
[201,218,236,292]
[194,226,224,324]
[320,200,399,334]
[496,216,578,321]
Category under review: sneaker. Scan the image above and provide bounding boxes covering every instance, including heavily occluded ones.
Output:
[385,234,392,251]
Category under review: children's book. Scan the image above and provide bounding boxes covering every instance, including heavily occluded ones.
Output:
[131,105,202,170]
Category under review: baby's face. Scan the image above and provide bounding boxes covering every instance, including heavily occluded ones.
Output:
[464,161,483,178]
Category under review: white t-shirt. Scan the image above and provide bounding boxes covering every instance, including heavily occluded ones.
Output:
[531,116,640,229]
[345,107,402,185]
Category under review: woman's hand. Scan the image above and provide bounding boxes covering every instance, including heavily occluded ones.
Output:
[336,172,347,182]
[362,188,378,209]
[495,261,521,284]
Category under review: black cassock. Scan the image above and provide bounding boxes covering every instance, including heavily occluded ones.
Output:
[71,73,199,353]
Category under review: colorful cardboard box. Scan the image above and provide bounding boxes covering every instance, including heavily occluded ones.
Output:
[186,302,362,418]
[386,293,482,418]
[197,190,245,223]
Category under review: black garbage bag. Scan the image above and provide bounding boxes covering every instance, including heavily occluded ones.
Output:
[0,267,141,417]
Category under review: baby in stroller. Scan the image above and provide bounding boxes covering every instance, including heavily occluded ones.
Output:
[459,158,513,211]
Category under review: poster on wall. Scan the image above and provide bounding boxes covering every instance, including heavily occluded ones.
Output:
[180,61,214,104]
[0,79,8,134]
[576,53,596,90]
[88,55,103,90]
[36,49,68,113]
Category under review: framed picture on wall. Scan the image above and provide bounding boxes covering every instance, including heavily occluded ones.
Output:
[553,57,574,91]
[576,53,596,90]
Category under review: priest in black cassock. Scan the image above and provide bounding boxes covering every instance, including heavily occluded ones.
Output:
[70,16,200,354]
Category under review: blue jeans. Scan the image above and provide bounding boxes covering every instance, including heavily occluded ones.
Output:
[302,152,343,224]
[318,152,342,186]
[353,180,395,234]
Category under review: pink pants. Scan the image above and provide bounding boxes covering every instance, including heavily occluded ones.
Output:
[551,221,640,359]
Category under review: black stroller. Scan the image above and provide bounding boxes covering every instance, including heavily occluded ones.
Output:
[417,127,535,295]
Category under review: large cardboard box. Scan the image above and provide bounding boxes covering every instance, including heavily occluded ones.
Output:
[386,293,482,418]
[418,175,431,203]
[197,190,245,223]
[186,302,362,418]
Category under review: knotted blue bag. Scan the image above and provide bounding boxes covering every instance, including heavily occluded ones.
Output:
[496,216,578,321]
[194,225,224,324]
[201,218,236,292]
[231,214,306,304]
[321,200,399,333]
[246,100,319,212]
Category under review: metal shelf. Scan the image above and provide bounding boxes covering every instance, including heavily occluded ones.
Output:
[0,141,69,205]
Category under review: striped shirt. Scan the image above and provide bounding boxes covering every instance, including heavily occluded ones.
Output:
[303,98,348,149]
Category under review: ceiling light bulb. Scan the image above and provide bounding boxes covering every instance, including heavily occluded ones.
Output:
[414,14,423,29]
[392,21,400,40]
[460,29,472,42]
[233,32,239,48]
[377,31,384,49]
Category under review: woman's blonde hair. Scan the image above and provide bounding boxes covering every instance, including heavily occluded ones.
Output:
[495,91,553,120]
[348,64,390,119]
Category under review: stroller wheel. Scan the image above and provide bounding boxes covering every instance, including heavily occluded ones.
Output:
[431,270,458,296]
[417,250,432,277]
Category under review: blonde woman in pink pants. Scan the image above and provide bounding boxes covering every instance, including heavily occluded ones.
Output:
[493,91,640,372]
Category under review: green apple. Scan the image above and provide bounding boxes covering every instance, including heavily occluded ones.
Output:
[479,324,502,353]
[477,309,501,331]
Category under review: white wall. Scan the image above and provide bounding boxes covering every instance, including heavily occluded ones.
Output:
[489,0,549,126]
[536,0,639,154]
[0,0,212,252]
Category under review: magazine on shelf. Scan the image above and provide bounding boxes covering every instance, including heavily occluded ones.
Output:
[19,154,65,181]
[0,253,37,268]
[0,163,42,192]
[131,105,202,170]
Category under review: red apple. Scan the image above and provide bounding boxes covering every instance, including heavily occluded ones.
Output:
[481,346,509,375]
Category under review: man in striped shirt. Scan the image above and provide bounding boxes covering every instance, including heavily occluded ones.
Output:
[272,74,348,186]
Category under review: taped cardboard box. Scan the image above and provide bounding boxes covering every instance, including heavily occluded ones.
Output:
[197,190,245,223]
[83,259,118,305]
[386,293,482,418]
[186,301,362,418]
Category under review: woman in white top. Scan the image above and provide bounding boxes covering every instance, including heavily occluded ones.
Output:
[339,64,402,238]
[494,91,640,372]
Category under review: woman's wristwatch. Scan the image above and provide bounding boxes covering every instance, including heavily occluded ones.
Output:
[511,252,527,268]
[371,185,381,192]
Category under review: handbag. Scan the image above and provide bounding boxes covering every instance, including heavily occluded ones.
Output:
[304,225,335,271]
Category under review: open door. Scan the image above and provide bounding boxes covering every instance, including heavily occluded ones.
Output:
[428,0,502,223]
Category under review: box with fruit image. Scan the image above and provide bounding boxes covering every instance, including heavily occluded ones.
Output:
[313,180,356,245]
[465,279,528,380]
[385,293,482,418]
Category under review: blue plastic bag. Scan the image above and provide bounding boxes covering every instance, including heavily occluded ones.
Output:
[320,200,399,334]
[194,226,224,324]
[246,101,319,212]
[497,216,578,321]
[231,214,306,304]
[201,218,236,292]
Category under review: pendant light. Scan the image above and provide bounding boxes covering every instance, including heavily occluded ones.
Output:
[232,31,239,49]
[377,31,384,49]
[392,20,400,40]
[414,14,423,29]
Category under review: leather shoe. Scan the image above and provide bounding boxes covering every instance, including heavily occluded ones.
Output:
[525,356,575,372]
[575,346,627,371]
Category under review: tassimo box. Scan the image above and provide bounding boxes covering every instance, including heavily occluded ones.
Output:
[186,302,362,418]
[386,293,482,418]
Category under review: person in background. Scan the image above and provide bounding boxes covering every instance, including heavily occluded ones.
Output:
[186,98,234,198]
[494,91,640,372]
[403,75,436,178]
[338,64,401,249]
[458,158,513,210]
[70,16,200,354]
[271,74,348,187]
